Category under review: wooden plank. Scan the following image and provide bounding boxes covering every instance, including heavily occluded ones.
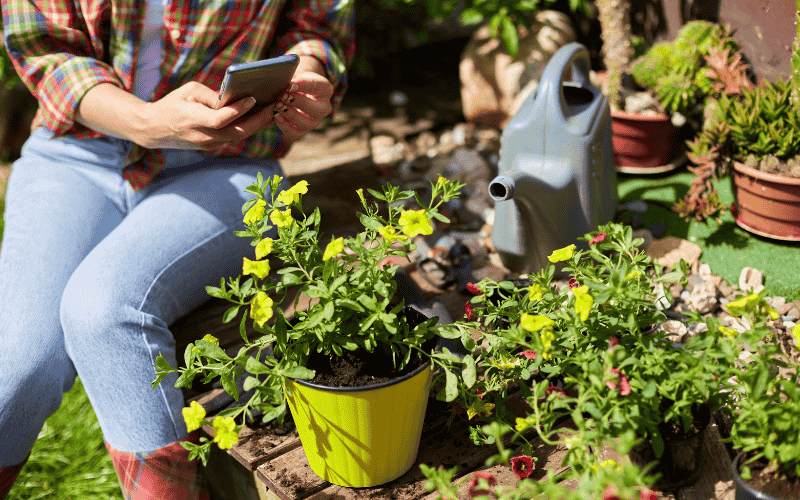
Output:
[202,422,302,472]
[256,445,332,500]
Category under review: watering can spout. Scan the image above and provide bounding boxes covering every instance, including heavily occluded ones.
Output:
[488,171,529,202]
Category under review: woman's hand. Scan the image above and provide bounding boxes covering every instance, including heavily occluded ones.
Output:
[273,56,334,143]
[76,82,278,150]
[137,82,278,150]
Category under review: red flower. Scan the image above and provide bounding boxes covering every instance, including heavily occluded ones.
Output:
[520,350,537,360]
[729,204,738,218]
[608,337,619,350]
[602,486,620,500]
[465,302,474,321]
[606,367,631,396]
[510,455,534,479]
[467,471,496,499]
[568,277,580,288]
[589,232,607,245]
[466,282,483,295]
[545,386,566,398]
[451,403,464,415]
[639,490,658,500]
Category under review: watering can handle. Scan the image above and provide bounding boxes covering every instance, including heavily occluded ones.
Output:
[539,42,591,106]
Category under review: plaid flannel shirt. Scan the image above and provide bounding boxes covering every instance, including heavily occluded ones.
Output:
[2,0,355,190]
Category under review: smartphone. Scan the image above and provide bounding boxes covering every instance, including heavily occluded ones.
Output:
[214,54,300,110]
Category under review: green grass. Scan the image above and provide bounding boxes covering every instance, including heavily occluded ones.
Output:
[6,378,123,500]
[618,169,800,302]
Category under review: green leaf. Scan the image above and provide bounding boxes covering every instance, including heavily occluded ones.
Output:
[462,355,477,388]
[444,369,458,402]
[753,366,769,398]
[282,365,315,379]
[223,305,240,324]
[651,430,665,458]
[220,371,239,401]
[643,380,657,398]
[194,340,230,361]
[499,15,519,57]
[358,212,383,231]
[243,376,261,392]
[246,357,271,375]
[174,369,198,389]
[366,188,386,202]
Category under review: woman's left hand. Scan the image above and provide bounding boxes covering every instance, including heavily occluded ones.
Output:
[273,56,333,143]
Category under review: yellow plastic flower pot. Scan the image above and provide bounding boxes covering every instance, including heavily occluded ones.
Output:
[285,360,432,487]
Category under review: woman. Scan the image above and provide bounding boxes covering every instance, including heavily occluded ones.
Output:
[0,0,354,498]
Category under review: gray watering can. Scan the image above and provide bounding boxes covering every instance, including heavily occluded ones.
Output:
[489,42,618,275]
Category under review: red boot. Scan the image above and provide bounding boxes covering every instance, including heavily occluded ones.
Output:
[0,459,27,500]
[106,431,209,500]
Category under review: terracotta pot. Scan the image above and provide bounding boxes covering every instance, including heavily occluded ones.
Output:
[629,402,712,490]
[611,109,680,171]
[731,161,800,241]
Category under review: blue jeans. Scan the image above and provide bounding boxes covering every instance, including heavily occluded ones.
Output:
[0,127,285,466]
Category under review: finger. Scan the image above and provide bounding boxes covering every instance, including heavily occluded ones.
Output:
[200,96,260,130]
[182,81,221,108]
[274,111,305,143]
[289,72,334,100]
[278,92,331,120]
[275,103,318,134]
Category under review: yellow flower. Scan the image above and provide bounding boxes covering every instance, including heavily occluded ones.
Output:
[626,270,641,280]
[243,257,271,280]
[212,416,239,450]
[276,180,309,206]
[548,244,575,263]
[592,459,617,471]
[398,209,433,238]
[466,402,495,420]
[378,225,408,242]
[540,330,555,360]
[193,333,219,353]
[356,188,366,206]
[322,237,344,261]
[270,208,294,228]
[182,401,206,432]
[572,285,593,322]
[250,291,274,328]
[766,306,779,321]
[255,238,273,260]
[520,313,554,333]
[792,323,800,344]
[243,199,266,225]
[727,293,762,317]
[528,284,543,302]
[515,417,534,432]
[564,436,580,449]
[719,325,738,339]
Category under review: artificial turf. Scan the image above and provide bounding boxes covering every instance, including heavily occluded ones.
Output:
[617,169,800,302]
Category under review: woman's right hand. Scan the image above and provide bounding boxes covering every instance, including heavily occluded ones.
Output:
[136,81,277,150]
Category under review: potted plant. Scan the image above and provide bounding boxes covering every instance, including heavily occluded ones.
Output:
[153,174,466,487]
[676,13,800,240]
[717,292,800,499]
[595,3,742,172]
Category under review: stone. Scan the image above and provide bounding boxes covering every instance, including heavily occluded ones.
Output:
[687,280,719,315]
[769,296,787,308]
[625,200,648,213]
[370,135,405,166]
[653,282,672,311]
[739,267,765,294]
[775,302,794,315]
[649,220,667,239]
[645,236,702,270]
[787,307,800,321]
[697,263,712,278]
[459,10,576,128]
[716,280,736,299]
[659,320,688,343]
